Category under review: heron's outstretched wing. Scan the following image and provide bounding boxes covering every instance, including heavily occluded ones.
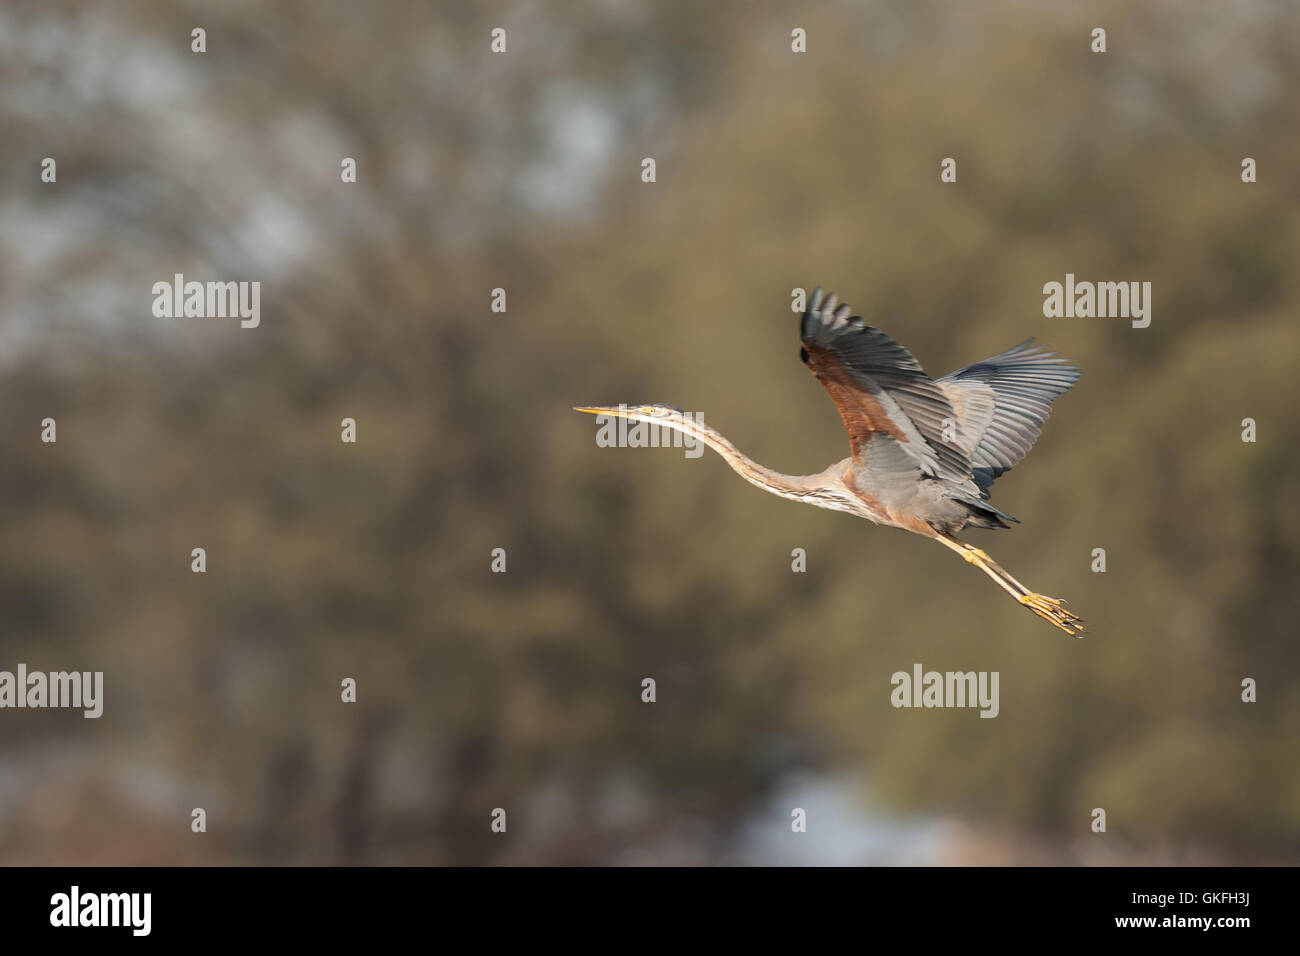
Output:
[799,287,970,482]
[935,339,1080,495]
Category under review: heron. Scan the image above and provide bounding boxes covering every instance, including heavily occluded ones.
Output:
[576,287,1083,636]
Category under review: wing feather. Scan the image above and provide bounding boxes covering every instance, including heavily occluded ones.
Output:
[936,339,1080,494]
[799,287,972,483]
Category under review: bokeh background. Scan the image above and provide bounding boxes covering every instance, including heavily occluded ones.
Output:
[1,0,1297,864]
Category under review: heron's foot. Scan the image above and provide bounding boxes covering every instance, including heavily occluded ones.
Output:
[962,547,990,565]
[1020,592,1085,637]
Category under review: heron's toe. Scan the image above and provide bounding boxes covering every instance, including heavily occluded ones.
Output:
[1020,592,1085,638]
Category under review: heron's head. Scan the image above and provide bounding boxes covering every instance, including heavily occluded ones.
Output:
[572,403,691,426]
[573,403,710,458]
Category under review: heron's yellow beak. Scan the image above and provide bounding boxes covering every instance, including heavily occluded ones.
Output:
[573,405,626,416]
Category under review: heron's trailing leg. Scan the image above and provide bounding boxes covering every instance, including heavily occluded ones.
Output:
[936,534,1084,637]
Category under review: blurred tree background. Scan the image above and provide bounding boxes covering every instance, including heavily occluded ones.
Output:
[1,0,1297,864]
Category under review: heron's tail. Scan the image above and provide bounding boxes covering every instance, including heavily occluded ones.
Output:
[952,493,1019,530]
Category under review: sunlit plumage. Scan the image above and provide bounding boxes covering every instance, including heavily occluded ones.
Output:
[577,287,1083,635]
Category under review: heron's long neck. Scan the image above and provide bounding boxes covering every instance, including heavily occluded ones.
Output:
[671,417,824,502]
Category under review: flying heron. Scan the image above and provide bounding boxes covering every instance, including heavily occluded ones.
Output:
[576,287,1083,636]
